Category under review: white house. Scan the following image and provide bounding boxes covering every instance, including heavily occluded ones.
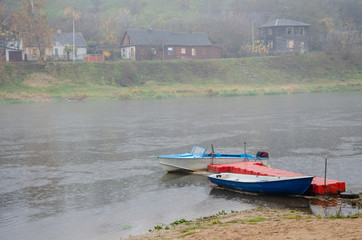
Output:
[0,40,23,62]
[53,31,87,60]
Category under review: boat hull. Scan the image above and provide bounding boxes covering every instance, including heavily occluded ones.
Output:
[208,173,313,195]
[159,157,235,172]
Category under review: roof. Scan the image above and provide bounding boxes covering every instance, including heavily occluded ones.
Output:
[0,41,22,50]
[260,19,310,28]
[54,32,87,47]
[124,29,212,46]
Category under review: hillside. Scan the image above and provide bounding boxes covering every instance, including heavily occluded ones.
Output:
[1,51,362,102]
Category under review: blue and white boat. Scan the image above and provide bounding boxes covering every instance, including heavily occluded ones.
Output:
[158,146,269,172]
[208,173,313,195]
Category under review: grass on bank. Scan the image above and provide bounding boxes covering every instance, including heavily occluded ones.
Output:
[2,77,362,103]
[1,51,362,103]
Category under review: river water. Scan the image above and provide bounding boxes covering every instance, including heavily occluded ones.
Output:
[0,92,361,240]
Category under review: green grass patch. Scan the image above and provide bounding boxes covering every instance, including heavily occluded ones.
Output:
[171,218,188,226]
[122,224,132,230]
[178,231,197,238]
[349,213,362,218]
[243,217,266,223]
[179,225,208,232]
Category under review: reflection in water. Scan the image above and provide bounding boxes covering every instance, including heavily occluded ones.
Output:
[209,187,311,213]
[160,172,210,187]
[309,196,360,217]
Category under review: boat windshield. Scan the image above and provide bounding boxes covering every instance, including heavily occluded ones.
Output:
[191,146,206,157]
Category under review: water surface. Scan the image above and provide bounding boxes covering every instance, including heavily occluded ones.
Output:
[0,92,361,240]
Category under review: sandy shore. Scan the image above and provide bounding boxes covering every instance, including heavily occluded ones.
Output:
[124,207,362,240]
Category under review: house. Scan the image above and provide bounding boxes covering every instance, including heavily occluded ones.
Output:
[0,41,23,62]
[120,29,221,60]
[52,31,87,60]
[259,19,310,55]
[1,39,53,62]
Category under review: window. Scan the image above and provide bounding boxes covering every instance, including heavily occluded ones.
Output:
[55,48,58,56]
[151,48,156,55]
[192,48,196,56]
[268,40,273,49]
[131,48,134,56]
[286,27,293,35]
[181,48,186,54]
[168,47,174,56]
[268,28,273,35]
[299,27,304,35]
[202,48,206,56]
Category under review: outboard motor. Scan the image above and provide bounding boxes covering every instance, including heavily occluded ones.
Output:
[256,151,269,159]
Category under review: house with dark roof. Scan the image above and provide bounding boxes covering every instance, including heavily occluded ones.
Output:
[53,31,87,60]
[120,29,221,60]
[259,19,310,55]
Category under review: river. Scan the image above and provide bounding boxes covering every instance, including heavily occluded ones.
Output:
[0,92,361,240]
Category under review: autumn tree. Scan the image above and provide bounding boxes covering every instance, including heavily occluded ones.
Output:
[0,2,16,43]
[316,17,336,52]
[11,0,53,61]
[99,9,133,45]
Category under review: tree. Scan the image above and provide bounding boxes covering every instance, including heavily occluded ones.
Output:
[0,2,16,43]
[316,16,358,55]
[0,2,12,83]
[99,9,131,46]
[11,0,53,61]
